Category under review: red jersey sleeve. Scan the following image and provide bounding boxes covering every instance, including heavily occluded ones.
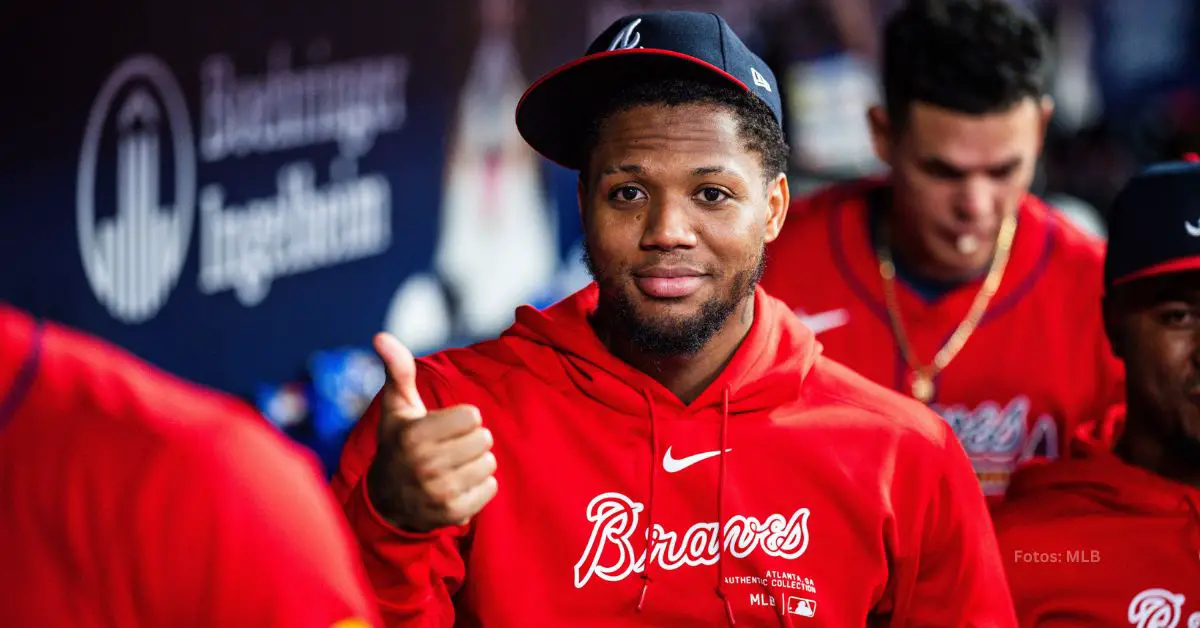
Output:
[151,417,380,627]
[888,430,1018,626]
[335,363,470,627]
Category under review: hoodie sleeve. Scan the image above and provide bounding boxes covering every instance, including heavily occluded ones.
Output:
[885,429,1018,626]
[334,366,470,627]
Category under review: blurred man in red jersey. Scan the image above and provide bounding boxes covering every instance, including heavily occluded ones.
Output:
[994,158,1200,626]
[760,0,1123,502]
[0,304,380,627]
[332,10,1015,627]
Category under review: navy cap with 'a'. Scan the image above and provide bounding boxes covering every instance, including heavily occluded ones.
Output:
[515,11,783,170]
[1105,154,1200,288]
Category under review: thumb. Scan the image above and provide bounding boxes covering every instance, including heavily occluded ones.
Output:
[373,332,427,421]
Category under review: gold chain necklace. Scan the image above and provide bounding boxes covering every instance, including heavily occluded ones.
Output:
[877,212,1018,403]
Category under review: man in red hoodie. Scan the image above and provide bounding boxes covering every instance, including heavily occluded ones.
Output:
[993,159,1200,625]
[759,0,1124,501]
[0,304,380,627]
[334,11,1015,627]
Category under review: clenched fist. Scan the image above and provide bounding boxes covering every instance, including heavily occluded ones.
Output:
[366,332,498,532]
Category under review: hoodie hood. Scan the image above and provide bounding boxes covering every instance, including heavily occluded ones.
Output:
[502,283,822,416]
[1071,403,1125,452]
[1007,423,1200,518]
[1004,424,1200,573]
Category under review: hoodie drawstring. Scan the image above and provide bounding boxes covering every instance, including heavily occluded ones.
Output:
[637,389,659,613]
[715,387,737,626]
[638,387,784,626]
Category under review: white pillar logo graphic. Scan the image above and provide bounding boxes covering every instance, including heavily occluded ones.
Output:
[77,55,197,324]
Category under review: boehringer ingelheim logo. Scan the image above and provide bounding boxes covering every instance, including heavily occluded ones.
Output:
[77,55,196,324]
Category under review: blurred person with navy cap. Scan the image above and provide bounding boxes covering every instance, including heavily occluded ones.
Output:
[334,10,1014,627]
[993,155,1200,626]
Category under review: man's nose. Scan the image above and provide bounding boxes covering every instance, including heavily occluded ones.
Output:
[952,177,993,223]
[639,196,698,251]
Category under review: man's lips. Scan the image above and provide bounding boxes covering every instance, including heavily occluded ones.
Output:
[633,266,707,299]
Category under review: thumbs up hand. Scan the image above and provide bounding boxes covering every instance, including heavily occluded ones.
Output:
[365,332,498,532]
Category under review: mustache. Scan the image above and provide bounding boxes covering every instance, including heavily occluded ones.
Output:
[630,258,715,276]
[583,244,696,280]
[580,240,760,280]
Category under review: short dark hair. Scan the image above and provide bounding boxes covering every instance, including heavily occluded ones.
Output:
[578,78,789,186]
[882,0,1050,127]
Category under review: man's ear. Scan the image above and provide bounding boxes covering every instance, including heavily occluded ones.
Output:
[763,172,791,244]
[1036,95,1056,152]
[867,105,894,167]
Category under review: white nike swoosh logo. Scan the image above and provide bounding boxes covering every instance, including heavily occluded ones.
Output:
[795,308,849,335]
[1186,220,1200,237]
[662,446,733,473]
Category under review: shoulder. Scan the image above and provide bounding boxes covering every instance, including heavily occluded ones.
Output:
[797,357,987,522]
[1022,198,1111,349]
[25,318,329,529]
[32,320,275,451]
[1029,196,1106,275]
[414,334,551,406]
[803,355,957,451]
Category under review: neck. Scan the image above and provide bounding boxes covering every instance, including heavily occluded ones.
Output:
[600,294,756,404]
[1115,404,1200,490]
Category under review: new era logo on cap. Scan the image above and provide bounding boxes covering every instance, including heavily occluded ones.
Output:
[751,67,772,92]
[515,11,783,170]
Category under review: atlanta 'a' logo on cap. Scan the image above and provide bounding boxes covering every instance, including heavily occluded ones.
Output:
[608,18,643,51]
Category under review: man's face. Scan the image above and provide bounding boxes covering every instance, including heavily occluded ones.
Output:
[870,98,1050,280]
[1107,272,1200,453]
[579,103,788,355]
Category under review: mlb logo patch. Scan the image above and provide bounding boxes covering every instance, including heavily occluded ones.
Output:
[787,596,817,618]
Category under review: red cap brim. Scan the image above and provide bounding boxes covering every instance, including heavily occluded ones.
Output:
[1110,255,1200,287]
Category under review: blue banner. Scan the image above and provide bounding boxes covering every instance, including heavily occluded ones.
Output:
[0,0,587,399]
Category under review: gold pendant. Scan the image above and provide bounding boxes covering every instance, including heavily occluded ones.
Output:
[911,372,934,404]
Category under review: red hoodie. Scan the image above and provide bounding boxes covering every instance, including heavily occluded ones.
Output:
[334,284,1016,627]
[761,179,1125,501]
[993,436,1200,627]
[0,305,379,627]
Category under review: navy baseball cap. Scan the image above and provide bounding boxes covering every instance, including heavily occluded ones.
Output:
[1105,154,1200,288]
[515,11,783,171]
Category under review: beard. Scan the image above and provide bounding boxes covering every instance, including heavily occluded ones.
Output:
[582,241,766,356]
[1164,401,1200,463]
[1124,384,1200,476]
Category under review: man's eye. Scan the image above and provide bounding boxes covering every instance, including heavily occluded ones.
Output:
[610,186,646,203]
[1161,308,1198,327]
[696,187,728,203]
